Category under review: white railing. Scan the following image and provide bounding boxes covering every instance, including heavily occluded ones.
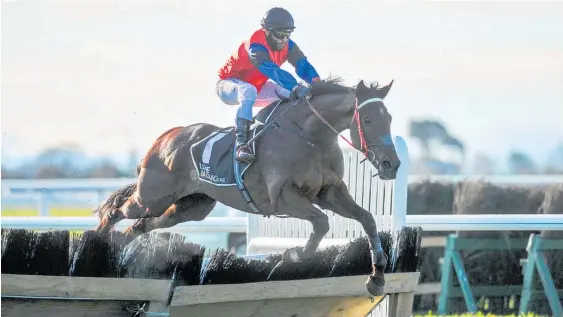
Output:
[245,213,563,254]
[405,214,563,231]
[4,175,562,198]
[3,174,563,216]
[3,214,562,235]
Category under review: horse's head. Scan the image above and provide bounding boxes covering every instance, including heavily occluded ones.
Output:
[349,79,400,180]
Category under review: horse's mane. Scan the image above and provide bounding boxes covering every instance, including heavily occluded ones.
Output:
[310,76,354,97]
[310,75,385,97]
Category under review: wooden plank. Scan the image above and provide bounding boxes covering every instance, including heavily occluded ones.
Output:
[1,298,137,317]
[389,292,415,317]
[169,295,386,317]
[1,274,171,302]
[416,282,441,295]
[170,272,420,306]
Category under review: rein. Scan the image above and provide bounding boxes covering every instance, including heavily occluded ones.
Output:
[305,96,385,163]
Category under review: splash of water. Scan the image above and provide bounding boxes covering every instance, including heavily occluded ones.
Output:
[389,229,402,273]
[68,235,87,276]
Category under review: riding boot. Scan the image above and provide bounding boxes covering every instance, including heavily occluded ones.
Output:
[235,117,255,163]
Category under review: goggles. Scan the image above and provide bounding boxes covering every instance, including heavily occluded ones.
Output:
[272,30,292,40]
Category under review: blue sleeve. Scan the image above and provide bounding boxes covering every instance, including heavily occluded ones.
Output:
[287,40,320,83]
[248,43,299,91]
[294,58,320,83]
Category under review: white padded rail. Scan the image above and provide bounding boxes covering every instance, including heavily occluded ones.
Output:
[246,136,410,254]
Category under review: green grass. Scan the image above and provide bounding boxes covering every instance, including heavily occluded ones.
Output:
[1,207,93,217]
[2,207,96,236]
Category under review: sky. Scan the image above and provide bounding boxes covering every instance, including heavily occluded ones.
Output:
[2,0,563,168]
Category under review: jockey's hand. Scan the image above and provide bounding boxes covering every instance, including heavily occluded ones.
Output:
[292,83,312,99]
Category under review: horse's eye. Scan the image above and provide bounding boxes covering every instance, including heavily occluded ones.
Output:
[362,116,371,124]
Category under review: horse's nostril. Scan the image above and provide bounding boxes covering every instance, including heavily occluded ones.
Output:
[382,160,392,170]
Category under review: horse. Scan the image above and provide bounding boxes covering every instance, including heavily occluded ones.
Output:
[93,76,400,296]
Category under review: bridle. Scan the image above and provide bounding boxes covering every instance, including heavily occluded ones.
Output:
[306,96,388,156]
[305,96,393,176]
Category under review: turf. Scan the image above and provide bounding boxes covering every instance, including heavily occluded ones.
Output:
[1,207,93,217]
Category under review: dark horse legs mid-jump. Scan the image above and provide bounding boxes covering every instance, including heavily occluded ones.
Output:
[93,77,400,296]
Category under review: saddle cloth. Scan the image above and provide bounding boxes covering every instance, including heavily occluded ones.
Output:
[189,99,285,187]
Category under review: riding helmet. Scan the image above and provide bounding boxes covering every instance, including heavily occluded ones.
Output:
[260,7,295,31]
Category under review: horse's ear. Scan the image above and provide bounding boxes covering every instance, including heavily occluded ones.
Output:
[379,79,394,98]
[356,80,368,94]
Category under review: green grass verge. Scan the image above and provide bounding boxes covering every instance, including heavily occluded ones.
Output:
[2,207,95,236]
[1,207,93,217]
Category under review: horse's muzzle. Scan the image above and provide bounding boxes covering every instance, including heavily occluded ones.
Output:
[376,159,400,180]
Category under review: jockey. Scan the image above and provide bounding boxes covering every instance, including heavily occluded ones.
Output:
[216,7,321,163]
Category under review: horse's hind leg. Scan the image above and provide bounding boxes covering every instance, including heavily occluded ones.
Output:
[94,183,136,234]
[314,182,387,297]
[122,193,217,239]
[96,167,182,234]
[96,193,176,234]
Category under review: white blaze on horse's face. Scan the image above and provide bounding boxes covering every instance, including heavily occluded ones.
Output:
[351,79,400,180]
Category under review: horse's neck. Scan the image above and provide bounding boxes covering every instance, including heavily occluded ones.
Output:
[296,93,356,145]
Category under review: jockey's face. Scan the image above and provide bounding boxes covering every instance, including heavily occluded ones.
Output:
[266,29,291,51]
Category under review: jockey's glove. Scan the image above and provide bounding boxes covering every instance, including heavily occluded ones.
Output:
[292,83,312,99]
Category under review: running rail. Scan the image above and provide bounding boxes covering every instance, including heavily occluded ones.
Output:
[2,214,563,233]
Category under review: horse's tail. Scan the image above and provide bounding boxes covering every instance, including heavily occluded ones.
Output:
[93,182,137,219]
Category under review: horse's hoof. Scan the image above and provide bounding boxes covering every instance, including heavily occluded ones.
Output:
[365,273,385,297]
[282,246,304,263]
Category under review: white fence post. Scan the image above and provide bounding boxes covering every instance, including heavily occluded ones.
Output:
[246,211,260,254]
[391,136,409,232]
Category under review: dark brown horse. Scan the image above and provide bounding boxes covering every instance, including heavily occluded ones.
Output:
[93,76,400,296]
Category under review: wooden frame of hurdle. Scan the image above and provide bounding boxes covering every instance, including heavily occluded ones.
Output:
[1,272,420,317]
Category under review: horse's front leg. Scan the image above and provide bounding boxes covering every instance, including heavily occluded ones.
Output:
[315,182,388,296]
[275,187,330,262]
